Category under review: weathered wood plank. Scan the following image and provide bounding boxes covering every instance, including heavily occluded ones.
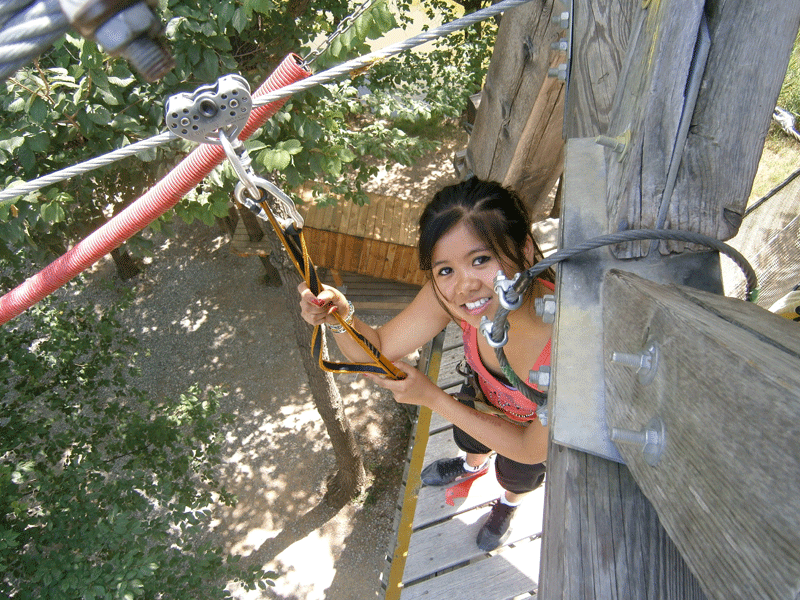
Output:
[404,500,543,583]
[400,541,540,600]
[564,0,638,139]
[539,444,708,600]
[603,269,800,600]
[467,0,565,217]
[667,1,800,248]
[605,0,800,256]
[604,0,705,257]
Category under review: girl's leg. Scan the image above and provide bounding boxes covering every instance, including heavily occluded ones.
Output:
[476,456,545,551]
[465,452,491,469]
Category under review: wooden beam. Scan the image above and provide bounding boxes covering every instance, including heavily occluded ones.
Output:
[564,0,639,139]
[539,444,708,600]
[668,1,800,248]
[604,0,705,257]
[466,0,565,218]
[603,269,800,599]
[604,0,800,257]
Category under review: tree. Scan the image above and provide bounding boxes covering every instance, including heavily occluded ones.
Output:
[0,290,270,599]
[0,0,497,554]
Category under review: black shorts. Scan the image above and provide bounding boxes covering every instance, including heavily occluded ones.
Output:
[452,396,546,495]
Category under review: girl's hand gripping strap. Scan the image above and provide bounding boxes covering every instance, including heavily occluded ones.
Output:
[251,185,406,380]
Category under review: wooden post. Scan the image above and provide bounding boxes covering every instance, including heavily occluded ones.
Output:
[563,0,639,139]
[539,137,710,600]
[466,0,565,219]
[603,270,800,599]
[604,0,800,257]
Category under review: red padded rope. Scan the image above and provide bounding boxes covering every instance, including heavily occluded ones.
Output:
[0,54,310,325]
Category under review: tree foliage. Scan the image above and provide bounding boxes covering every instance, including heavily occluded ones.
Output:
[1,0,496,280]
[0,291,269,599]
[0,0,497,595]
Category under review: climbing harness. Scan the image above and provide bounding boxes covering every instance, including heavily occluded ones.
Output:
[481,228,760,405]
[166,74,406,380]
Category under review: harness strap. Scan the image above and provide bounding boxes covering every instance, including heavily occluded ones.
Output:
[257,195,406,380]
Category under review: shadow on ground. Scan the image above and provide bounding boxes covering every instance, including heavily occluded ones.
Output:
[77,220,411,600]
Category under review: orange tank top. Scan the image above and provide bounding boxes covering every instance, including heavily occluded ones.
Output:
[460,279,553,423]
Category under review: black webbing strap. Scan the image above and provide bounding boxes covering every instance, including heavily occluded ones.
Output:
[256,194,406,380]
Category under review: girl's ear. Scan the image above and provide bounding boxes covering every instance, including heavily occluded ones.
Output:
[523,233,537,267]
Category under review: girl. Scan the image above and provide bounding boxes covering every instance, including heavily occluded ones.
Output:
[297,177,552,551]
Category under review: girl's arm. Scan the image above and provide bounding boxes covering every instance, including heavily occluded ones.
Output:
[298,280,451,363]
[367,361,548,465]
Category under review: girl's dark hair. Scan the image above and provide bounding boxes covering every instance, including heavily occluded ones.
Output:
[418,177,547,278]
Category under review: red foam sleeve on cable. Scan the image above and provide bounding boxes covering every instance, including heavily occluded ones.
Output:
[0,54,310,325]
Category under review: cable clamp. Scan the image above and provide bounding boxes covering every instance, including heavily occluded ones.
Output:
[494,271,525,311]
[479,316,509,348]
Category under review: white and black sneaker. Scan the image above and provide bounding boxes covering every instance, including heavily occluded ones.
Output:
[420,457,488,486]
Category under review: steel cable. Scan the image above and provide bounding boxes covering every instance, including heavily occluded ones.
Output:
[488,228,759,404]
[0,0,68,81]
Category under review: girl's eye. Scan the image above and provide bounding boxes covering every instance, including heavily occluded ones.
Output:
[473,255,492,267]
[436,266,453,277]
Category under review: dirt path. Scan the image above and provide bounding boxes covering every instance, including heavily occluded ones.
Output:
[76,127,467,599]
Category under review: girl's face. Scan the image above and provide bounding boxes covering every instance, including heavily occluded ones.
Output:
[430,221,512,326]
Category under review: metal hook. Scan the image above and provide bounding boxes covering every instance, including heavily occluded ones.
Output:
[233,176,304,230]
[219,130,260,200]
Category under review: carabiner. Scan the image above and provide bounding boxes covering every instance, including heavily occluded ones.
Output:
[219,131,260,200]
[234,177,304,231]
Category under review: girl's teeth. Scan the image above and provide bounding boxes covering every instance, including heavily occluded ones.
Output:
[466,298,488,310]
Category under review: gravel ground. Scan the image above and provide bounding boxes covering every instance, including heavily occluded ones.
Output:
[78,220,411,600]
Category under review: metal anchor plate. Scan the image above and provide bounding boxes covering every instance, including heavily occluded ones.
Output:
[165,74,252,144]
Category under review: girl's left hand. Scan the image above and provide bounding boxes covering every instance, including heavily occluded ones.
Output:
[365,361,443,408]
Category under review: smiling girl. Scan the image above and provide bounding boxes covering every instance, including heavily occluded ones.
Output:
[297,177,553,551]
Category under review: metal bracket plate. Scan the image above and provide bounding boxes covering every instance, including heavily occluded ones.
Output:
[550,138,724,461]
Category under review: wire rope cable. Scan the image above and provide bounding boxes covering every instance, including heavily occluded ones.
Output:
[250,0,530,111]
[0,0,531,206]
[0,132,178,205]
[487,228,759,405]
[0,0,68,81]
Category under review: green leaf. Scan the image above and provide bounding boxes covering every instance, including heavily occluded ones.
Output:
[40,202,66,224]
[232,6,248,33]
[17,144,35,171]
[27,132,50,153]
[216,2,236,27]
[29,98,49,123]
[338,147,356,163]
[258,148,291,171]
[7,97,25,112]
[279,139,303,155]
[87,105,113,125]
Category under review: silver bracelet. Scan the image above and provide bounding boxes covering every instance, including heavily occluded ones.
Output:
[327,300,355,334]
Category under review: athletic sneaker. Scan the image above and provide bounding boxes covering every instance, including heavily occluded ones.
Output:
[476,499,517,551]
[420,457,488,486]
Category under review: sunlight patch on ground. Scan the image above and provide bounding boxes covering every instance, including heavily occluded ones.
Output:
[229,530,340,600]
